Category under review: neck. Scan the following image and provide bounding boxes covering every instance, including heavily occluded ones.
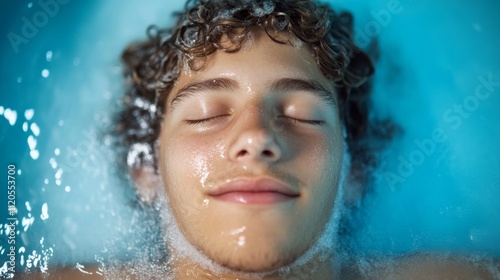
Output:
[170,251,336,280]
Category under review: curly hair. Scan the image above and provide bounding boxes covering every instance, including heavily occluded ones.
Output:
[116,0,393,189]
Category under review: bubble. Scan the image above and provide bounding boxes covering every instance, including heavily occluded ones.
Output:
[54,148,60,155]
[30,150,39,160]
[27,2,33,8]
[40,203,49,220]
[3,108,17,125]
[65,186,71,192]
[22,216,35,232]
[73,57,81,66]
[41,69,50,78]
[23,122,28,132]
[127,143,154,167]
[55,168,63,179]
[24,109,34,120]
[49,158,57,169]
[30,122,40,136]
[27,135,37,150]
[17,77,23,83]
[46,51,53,62]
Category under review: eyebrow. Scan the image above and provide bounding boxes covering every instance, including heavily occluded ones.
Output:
[170,78,239,109]
[268,78,337,107]
[169,77,336,109]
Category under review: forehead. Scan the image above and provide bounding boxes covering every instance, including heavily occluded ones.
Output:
[169,31,332,99]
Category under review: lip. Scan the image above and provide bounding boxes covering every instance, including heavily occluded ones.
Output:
[208,178,300,204]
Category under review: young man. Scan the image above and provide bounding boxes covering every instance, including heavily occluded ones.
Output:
[21,0,496,279]
[111,0,497,279]
[116,0,374,278]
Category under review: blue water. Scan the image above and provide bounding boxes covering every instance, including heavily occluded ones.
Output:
[1,0,499,275]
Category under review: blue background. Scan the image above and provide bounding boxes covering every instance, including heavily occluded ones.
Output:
[1,0,499,272]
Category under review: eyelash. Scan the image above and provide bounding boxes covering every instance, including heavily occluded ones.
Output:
[185,115,229,124]
[185,115,325,126]
[282,117,326,126]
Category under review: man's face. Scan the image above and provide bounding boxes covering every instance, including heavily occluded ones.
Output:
[158,31,344,272]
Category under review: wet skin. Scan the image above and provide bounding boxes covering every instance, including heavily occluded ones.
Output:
[158,30,344,276]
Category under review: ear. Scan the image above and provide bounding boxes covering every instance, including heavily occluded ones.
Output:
[130,165,161,204]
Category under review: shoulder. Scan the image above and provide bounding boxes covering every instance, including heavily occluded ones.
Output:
[341,253,499,280]
[16,266,103,280]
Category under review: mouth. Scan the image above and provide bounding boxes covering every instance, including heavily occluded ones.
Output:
[207,177,300,204]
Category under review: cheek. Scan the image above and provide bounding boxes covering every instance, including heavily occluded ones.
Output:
[160,132,221,205]
[295,128,344,212]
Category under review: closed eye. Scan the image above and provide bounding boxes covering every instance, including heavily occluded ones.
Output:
[185,114,230,124]
[280,116,326,126]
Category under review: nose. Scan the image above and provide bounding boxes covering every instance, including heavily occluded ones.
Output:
[228,111,282,164]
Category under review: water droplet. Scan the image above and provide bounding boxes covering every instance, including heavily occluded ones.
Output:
[55,168,63,179]
[54,148,60,155]
[58,120,64,126]
[17,77,23,83]
[24,109,34,120]
[45,51,53,62]
[27,135,37,150]
[30,150,39,160]
[3,108,17,125]
[238,236,246,246]
[40,203,49,220]
[41,69,50,78]
[30,123,40,136]
[49,158,57,169]
[65,186,71,192]
[27,2,33,8]
[44,179,49,184]
[23,122,28,132]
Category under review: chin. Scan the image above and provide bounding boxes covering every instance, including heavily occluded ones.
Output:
[210,245,302,273]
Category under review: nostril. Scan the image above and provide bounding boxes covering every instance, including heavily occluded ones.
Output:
[237,150,249,157]
[262,150,274,157]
